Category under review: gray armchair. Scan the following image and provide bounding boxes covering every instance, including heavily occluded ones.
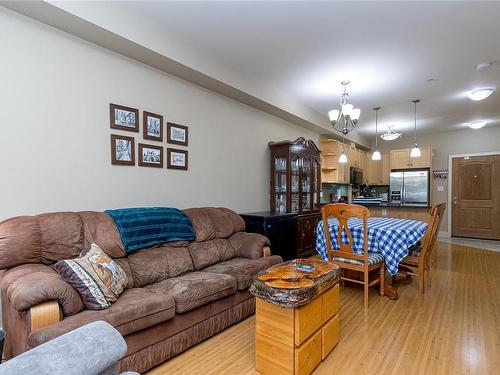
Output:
[0,321,139,375]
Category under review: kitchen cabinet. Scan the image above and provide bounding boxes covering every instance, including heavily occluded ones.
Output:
[350,147,364,168]
[410,148,432,168]
[390,147,432,169]
[360,151,368,178]
[366,153,390,185]
[382,154,390,185]
[319,139,350,184]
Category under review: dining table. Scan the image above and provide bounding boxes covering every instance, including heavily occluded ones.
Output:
[315,216,429,298]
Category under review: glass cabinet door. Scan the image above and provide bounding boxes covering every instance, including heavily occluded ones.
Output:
[301,157,311,211]
[274,156,287,213]
[312,158,320,210]
[291,156,299,213]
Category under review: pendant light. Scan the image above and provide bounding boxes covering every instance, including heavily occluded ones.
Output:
[410,99,421,158]
[371,107,381,161]
[339,134,348,163]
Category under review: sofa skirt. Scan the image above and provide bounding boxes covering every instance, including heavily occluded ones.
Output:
[118,292,255,373]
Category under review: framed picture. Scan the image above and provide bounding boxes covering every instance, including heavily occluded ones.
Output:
[143,111,163,141]
[138,143,163,168]
[167,122,188,146]
[111,134,135,165]
[167,148,188,170]
[110,103,139,132]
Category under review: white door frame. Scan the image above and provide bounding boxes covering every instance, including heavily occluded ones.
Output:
[447,151,500,238]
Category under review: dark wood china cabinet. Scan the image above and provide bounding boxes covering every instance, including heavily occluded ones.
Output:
[269,137,321,214]
[241,138,322,260]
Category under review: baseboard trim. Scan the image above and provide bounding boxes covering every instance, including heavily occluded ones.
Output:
[438,230,451,238]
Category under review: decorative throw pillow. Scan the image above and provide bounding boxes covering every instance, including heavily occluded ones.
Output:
[55,243,128,310]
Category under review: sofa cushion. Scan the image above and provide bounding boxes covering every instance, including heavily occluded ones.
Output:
[0,216,42,269]
[204,208,245,238]
[203,256,283,290]
[1,263,84,316]
[114,258,135,290]
[183,207,245,242]
[55,243,128,310]
[38,212,84,264]
[127,246,193,288]
[188,238,236,271]
[79,211,126,258]
[228,232,270,259]
[183,208,216,242]
[146,271,237,313]
[28,287,175,348]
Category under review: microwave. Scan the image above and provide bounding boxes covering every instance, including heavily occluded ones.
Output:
[350,167,363,185]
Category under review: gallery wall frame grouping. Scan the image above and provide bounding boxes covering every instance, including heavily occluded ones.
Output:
[109,103,189,170]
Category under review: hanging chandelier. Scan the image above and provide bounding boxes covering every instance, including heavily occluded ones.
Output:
[328,81,361,135]
[380,125,401,141]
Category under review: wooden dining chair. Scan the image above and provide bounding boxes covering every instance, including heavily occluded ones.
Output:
[321,203,385,311]
[397,203,446,294]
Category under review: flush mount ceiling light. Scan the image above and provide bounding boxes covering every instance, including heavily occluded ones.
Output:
[328,81,361,135]
[468,88,495,101]
[380,125,401,141]
[469,121,487,129]
[410,99,421,158]
[371,107,381,161]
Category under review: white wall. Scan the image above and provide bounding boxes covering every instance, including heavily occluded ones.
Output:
[0,8,321,221]
[377,126,500,232]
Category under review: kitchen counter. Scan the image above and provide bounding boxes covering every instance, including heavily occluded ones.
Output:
[368,205,431,222]
[319,202,431,222]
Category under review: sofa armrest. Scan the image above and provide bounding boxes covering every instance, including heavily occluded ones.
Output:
[30,300,62,332]
[2,264,84,317]
[262,246,271,257]
[228,232,270,259]
[0,321,129,375]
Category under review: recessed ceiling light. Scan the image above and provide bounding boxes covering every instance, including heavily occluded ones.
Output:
[474,62,491,71]
[468,88,495,101]
[469,121,487,129]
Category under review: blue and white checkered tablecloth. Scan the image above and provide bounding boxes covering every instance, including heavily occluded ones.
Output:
[316,217,429,276]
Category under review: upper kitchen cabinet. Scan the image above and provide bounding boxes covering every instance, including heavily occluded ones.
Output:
[349,147,366,169]
[390,147,432,169]
[319,139,350,184]
[269,137,321,214]
[367,153,390,185]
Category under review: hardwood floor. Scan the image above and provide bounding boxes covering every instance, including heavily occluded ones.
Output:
[148,242,500,375]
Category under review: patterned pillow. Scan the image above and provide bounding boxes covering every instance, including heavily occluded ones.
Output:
[55,243,129,310]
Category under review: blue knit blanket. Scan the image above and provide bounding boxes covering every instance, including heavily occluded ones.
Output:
[105,207,195,252]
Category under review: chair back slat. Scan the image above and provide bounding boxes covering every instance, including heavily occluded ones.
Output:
[419,203,446,267]
[321,203,370,262]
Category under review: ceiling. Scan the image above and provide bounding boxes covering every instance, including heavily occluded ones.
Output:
[40,1,498,139]
[116,1,500,137]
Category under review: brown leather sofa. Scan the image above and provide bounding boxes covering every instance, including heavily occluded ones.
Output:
[0,207,282,373]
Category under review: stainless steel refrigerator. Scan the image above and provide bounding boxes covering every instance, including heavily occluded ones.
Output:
[389,169,430,206]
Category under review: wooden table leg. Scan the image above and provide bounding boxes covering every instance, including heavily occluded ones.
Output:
[384,276,398,300]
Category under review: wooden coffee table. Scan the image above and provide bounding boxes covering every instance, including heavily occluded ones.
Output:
[249,259,341,375]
